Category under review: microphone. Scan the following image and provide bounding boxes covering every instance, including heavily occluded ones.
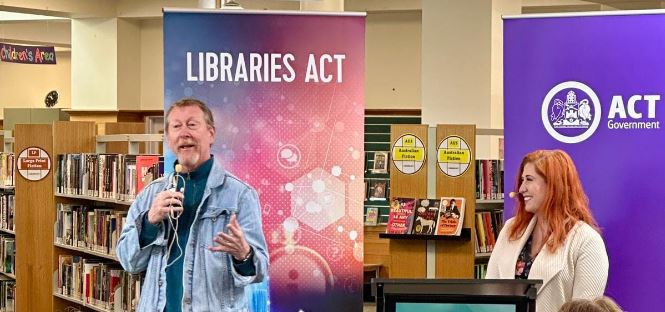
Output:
[172,164,184,192]
[166,163,185,267]
[169,164,185,219]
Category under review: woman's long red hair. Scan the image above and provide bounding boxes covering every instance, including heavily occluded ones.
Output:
[509,149,599,252]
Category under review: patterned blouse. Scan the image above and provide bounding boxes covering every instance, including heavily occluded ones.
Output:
[515,235,538,279]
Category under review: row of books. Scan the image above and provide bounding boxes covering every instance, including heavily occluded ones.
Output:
[0,154,14,188]
[55,204,127,257]
[57,255,142,311]
[385,197,466,236]
[474,210,504,253]
[474,263,488,279]
[0,195,13,233]
[0,236,14,276]
[476,159,504,200]
[0,278,14,312]
[56,154,163,202]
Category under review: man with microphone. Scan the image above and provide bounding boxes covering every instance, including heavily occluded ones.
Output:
[117,98,269,312]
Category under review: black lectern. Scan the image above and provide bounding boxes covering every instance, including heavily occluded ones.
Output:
[372,279,542,312]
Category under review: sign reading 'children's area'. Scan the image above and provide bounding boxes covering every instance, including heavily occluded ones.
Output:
[0,43,56,64]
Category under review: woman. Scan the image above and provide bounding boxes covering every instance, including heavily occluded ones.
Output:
[559,296,623,312]
[486,149,609,312]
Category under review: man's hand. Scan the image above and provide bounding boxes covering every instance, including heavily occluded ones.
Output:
[147,189,184,224]
[210,214,251,261]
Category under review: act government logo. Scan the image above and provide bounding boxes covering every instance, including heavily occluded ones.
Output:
[542,81,601,144]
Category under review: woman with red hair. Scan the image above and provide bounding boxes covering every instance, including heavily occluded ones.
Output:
[486,149,609,312]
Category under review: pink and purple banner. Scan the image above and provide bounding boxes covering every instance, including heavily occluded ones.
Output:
[504,12,665,311]
[164,10,365,311]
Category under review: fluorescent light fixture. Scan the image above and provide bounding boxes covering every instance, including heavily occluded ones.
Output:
[0,11,69,21]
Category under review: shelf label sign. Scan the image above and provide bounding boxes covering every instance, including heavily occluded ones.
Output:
[437,135,472,177]
[17,146,51,181]
[391,134,426,174]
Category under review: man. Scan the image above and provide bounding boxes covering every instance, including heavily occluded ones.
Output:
[117,98,269,312]
[447,199,461,219]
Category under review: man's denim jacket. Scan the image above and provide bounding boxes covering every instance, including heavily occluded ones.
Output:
[116,161,269,311]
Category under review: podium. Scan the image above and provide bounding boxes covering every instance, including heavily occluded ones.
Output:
[372,278,542,312]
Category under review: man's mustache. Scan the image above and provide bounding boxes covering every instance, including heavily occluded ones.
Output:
[178,139,197,146]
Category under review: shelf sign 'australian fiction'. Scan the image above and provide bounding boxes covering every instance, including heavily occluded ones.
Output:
[0,43,56,65]
[392,134,426,175]
[186,52,346,83]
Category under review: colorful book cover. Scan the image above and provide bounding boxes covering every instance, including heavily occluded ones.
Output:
[368,180,388,201]
[436,197,466,236]
[385,198,416,234]
[411,198,440,235]
[365,207,379,226]
[135,155,160,194]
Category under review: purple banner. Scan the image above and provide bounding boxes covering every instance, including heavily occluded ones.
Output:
[0,43,56,64]
[504,13,665,311]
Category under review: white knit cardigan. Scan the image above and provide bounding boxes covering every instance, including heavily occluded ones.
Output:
[486,217,609,312]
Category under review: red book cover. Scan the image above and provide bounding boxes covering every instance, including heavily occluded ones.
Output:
[385,198,416,234]
[135,155,159,194]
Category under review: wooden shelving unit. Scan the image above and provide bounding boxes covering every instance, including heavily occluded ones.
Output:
[53,243,119,262]
[433,124,476,279]
[379,228,472,241]
[0,271,15,280]
[14,122,96,312]
[385,124,429,278]
[55,193,133,206]
[49,125,161,312]
[53,292,113,312]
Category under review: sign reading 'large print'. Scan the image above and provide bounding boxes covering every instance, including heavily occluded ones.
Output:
[0,43,57,64]
[17,146,51,181]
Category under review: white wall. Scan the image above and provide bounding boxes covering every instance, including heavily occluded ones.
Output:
[71,18,118,110]
[117,18,141,110]
[366,11,421,109]
[139,19,163,110]
[0,20,70,46]
[421,0,492,157]
[0,51,71,119]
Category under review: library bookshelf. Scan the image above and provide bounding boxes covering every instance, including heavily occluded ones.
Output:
[0,152,15,311]
[15,122,96,312]
[52,130,160,311]
[14,121,161,312]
